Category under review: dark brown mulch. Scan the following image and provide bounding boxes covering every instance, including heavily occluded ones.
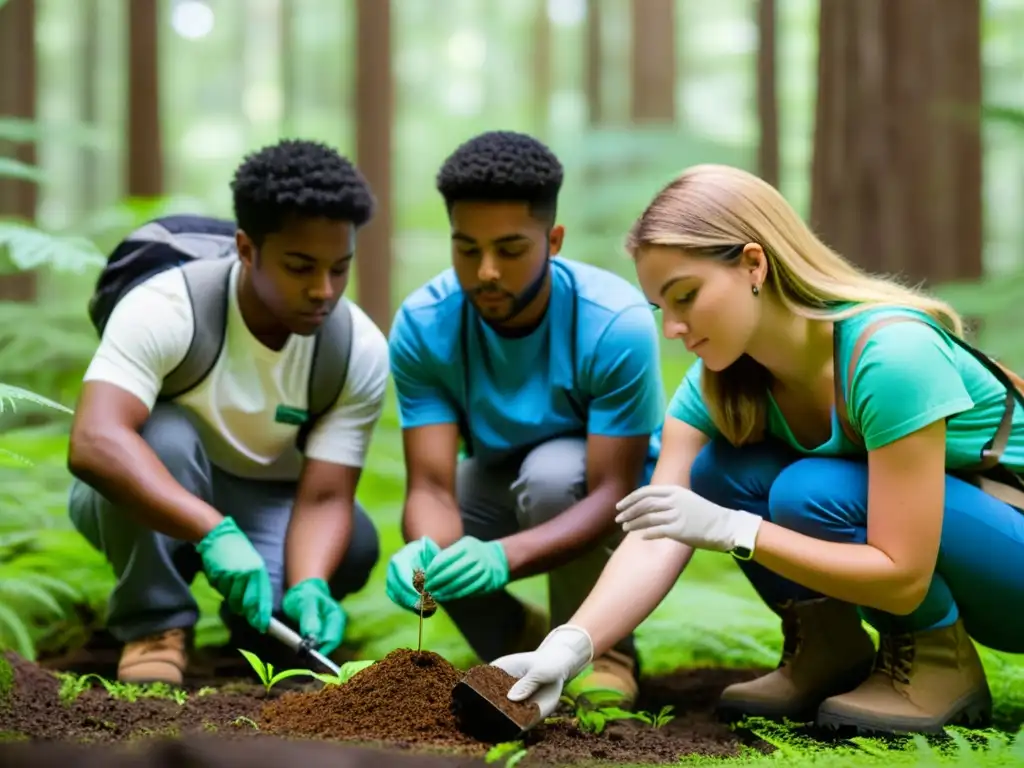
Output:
[1,647,771,766]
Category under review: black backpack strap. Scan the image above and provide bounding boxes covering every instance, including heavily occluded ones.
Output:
[159,258,234,400]
[297,298,354,453]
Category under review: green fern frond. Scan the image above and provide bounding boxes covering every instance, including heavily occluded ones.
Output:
[0,448,31,468]
[0,384,72,415]
[0,604,34,659]
[0,221,105,273]
[0,158,44,184]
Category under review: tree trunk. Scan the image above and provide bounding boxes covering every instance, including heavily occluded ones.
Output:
[585,0,603,126]
[757,0,779,188]
[810,0,983,285]
[78,0,100,219]
[0,0,37,301]
[630,0,676,124]
[126,0,163,198]
[532,0,551,135]
[354,0,393,333]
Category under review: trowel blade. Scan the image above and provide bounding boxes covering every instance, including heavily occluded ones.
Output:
[450,678,535,743]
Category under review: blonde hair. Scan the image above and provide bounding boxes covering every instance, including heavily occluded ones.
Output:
[625,164,965,446]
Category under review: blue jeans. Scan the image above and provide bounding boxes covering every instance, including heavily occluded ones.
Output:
[690,438,1024,654]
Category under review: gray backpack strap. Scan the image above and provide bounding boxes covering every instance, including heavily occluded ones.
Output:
[159,258,234,400]
[296,298,354,453]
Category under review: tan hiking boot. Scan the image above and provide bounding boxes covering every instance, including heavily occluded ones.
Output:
[716,597,875,722]
[565,649,640,710]
[816,618,992,735]
[118,627,190,686]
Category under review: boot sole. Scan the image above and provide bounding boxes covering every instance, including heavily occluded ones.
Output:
[716,698,820,724]
[816,689,993,735]
[715,660,875,725]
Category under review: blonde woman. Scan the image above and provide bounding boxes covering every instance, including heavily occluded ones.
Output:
[491,164,1024,735]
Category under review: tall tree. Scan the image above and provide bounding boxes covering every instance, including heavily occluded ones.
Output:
[757,0,779,187]
[354,0,393,332]
[0,0,37,301]
[810,0,983,285]
[126,0,162,198]
[585,0,603,126]
[630,0,676,124]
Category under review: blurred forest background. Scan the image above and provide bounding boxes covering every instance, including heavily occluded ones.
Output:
[2,0,1024,669]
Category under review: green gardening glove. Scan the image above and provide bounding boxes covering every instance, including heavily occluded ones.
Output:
[424,536,509,602]
[282,577,347,656]
[386,536,441,612]
[196,517,273,633]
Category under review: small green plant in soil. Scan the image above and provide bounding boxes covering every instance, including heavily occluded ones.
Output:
[412,567,437,653]
[55,671,192,706]
[485,739,529,766]
[237,648,317,695]
[309,659,376,686]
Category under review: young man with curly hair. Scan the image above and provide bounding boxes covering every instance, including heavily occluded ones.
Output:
[67,139,388,685]
[385,130,665,708]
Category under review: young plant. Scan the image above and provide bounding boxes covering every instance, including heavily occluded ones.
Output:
[310,658,376,686]
[411,568,437,653]
[237,648,315,695]
[485,740,529,767]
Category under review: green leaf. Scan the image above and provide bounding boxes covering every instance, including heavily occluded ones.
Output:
[0,221,105,273]
[269,668,316,686]
[0,384,72,415]
[237,649,269,685]
[0,159,45,184]
[337,659,375,682]
[0,448,32,468]
[0,117,110,150]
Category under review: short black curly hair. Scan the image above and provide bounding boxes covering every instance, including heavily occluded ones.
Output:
[435,130,564,225]
[230,138,375,246]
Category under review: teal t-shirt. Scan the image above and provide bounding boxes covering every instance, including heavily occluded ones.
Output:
[389,257,665,478]
[667,304,1024,474]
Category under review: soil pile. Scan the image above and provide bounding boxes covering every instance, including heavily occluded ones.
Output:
[260,649,483,750]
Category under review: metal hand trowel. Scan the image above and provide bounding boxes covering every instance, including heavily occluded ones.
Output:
[266,617,341,678]
[450,667,543,743]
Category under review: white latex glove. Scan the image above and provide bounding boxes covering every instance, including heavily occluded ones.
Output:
[614,484,762,557]
[490,625,594,719]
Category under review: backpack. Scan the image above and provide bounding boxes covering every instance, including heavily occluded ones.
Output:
[88,214,354,452]
[833,313,1024,509]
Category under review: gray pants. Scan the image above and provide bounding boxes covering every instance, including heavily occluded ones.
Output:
[69,403,380,648]
[443,436,636,663]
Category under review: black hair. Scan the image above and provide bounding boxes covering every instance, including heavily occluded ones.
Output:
[230,138,375,246]
[435,130,564,225]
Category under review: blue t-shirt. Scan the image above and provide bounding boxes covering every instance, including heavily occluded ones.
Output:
[668,304,1024,473]
[389,257,664,479]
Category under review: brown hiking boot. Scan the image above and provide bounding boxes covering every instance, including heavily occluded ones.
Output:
[716,597,875,722]
[117,627,190,686]
[816,618,992,735]
[565,649,640,710]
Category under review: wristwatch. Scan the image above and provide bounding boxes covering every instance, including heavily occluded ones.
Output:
[728,512,762,561]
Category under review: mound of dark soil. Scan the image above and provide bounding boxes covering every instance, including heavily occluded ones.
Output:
[260,649,481,750]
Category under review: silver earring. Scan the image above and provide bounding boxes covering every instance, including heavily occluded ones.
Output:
[752,284,760,296]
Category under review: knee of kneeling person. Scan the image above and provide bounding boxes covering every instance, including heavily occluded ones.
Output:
[767,459,858,536]
[336,524,381,596]
[514,465,586,528]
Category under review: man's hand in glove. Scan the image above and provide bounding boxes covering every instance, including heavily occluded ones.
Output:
[282,577,346,655]
[196,517,273,632]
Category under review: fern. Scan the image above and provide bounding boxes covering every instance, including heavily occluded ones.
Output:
[0,384,72,416]
[0,222,105,274]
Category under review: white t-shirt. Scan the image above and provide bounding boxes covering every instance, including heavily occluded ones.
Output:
[83,260,389,481]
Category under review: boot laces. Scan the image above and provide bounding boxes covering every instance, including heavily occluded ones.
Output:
[876,633,915,684]
[138,627,186,653]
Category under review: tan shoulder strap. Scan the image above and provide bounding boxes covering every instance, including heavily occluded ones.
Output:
[833,315,924,448]
[834,314,1019,471]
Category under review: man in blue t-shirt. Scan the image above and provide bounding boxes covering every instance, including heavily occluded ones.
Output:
[385,130,664,708]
